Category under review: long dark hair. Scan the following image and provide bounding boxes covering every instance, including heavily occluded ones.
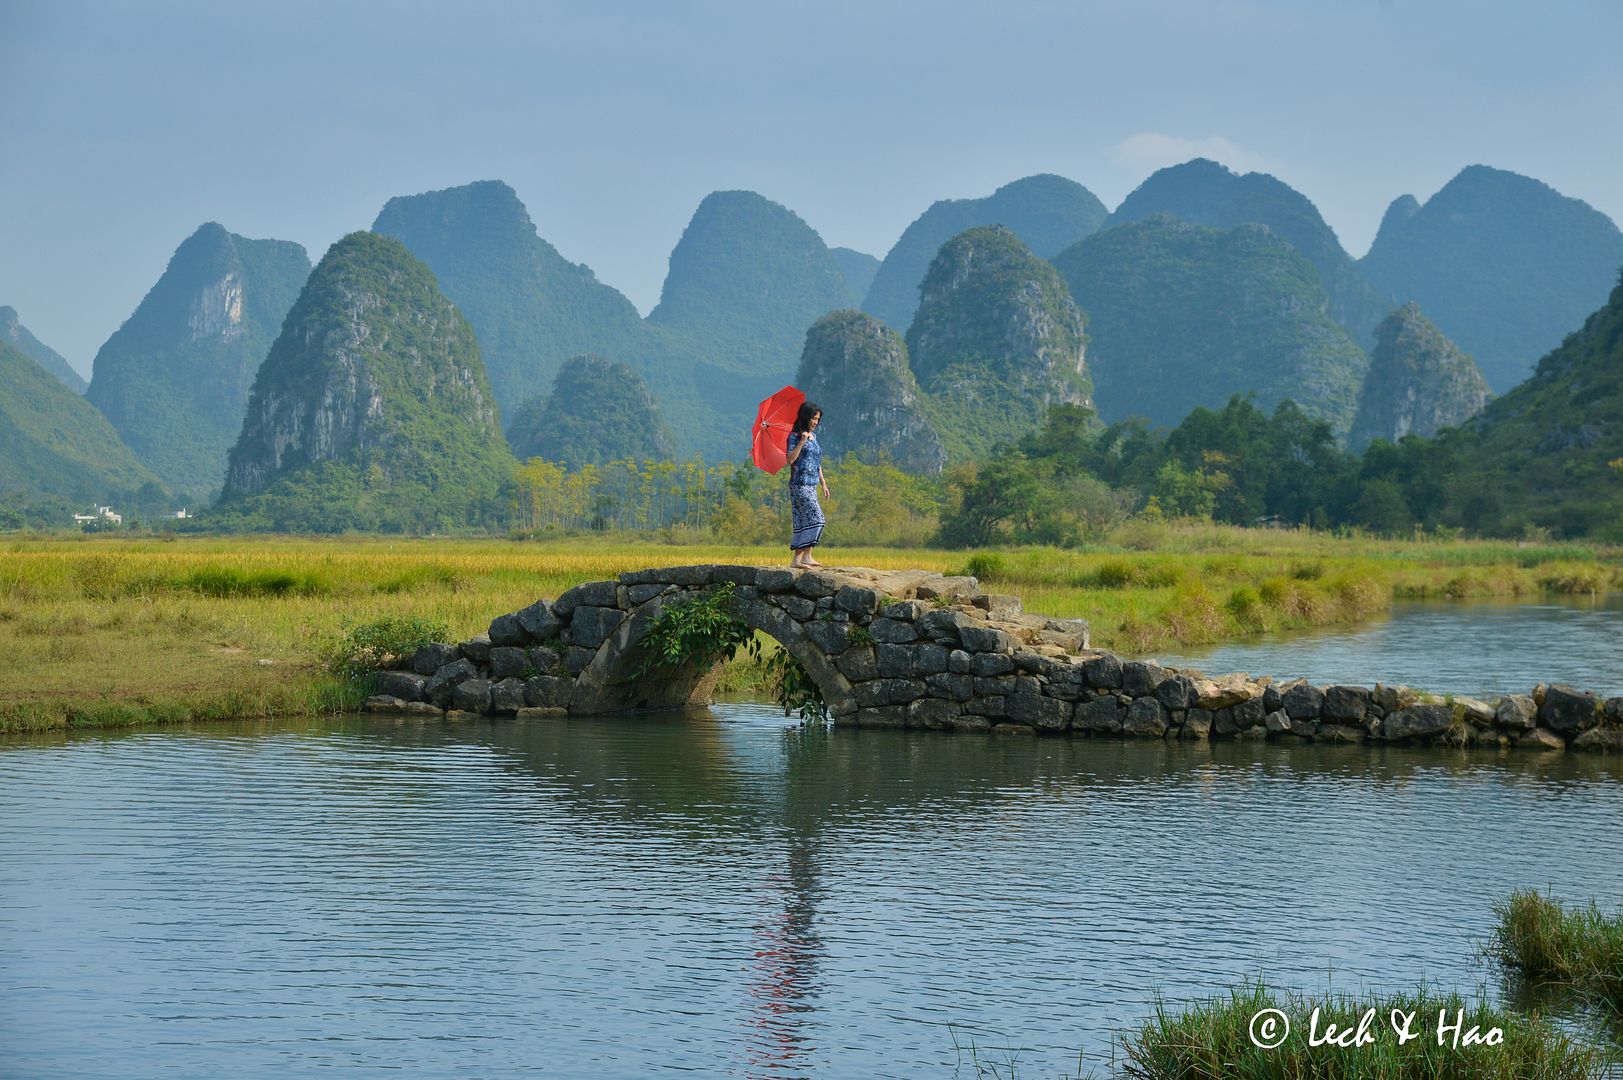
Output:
[790,401,821,440]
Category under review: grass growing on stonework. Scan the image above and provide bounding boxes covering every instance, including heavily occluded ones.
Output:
[1,524,1618,733]
[1118,981,1606,1080]
[1491,890,1623,1018]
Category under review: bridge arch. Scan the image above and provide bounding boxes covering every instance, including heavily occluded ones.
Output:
[570,591,858,718]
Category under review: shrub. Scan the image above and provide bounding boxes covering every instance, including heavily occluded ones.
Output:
[325,615,450,679]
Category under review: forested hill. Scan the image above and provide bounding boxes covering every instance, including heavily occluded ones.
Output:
[1052,214,1368,435]
[863,174,1108,333]
[84,223,310,500]
[0,338,158,513]
[1359,164,1623,393]
[1,306,85,393]
[215,232,513,532]
[372,180,650,416]
[1107,158,1390,344]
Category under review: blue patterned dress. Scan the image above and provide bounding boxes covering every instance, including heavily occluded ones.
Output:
[785,431,825,550]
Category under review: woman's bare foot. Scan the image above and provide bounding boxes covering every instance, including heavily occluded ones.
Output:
[805,558,824,567]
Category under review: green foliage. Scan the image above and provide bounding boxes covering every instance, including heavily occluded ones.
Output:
[84,223,310,499]
[1052,215,1369,435]
[1361,164,1623,391]
[864,173,1108,331]
[961,552,1006,581]
[180,567,330,598]
[633,583,761,680]
[325,614,450,679]
[763,648,827,722]
[1,306,85,393]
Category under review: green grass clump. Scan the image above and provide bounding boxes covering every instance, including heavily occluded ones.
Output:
[1120,981,1602,1079]
[324,615,451,679]
[1490,890,1623,1017]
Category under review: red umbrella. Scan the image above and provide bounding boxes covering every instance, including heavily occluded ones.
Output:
[751,385,805,473]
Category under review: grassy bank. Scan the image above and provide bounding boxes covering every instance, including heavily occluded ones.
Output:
[2,524,1618,734]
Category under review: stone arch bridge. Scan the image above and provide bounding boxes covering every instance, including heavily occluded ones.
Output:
[362,564,1623,750]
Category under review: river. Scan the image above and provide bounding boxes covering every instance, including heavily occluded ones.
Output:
[3,705,1621,1077]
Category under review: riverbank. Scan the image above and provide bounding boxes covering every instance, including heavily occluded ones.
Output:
[3,526,1619,733]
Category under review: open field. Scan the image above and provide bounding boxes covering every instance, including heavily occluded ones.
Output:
[2,524,1619,734]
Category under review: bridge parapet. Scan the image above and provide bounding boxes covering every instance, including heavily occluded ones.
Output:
[359,564,1623,751]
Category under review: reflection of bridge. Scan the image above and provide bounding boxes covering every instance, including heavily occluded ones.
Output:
[365,563,1623,750]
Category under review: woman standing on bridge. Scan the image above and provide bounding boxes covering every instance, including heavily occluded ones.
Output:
[785,402,830,569]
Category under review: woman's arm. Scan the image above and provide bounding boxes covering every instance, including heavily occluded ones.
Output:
[786,432,811,464]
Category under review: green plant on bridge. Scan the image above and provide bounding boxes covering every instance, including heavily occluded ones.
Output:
[634,583,761,679]
[634,582,827,721]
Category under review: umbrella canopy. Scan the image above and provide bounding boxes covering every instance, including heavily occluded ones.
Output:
[750,385,806,474]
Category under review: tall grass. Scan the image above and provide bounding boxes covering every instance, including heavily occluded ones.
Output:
[1120,981,1604,1079]
[1491,890,1623,1017]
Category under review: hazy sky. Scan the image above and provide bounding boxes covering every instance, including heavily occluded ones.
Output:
[3,0,1620,375]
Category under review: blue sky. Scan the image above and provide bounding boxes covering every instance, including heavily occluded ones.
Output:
[2,0,1620,374]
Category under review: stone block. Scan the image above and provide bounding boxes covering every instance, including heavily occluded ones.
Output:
[959,625,1017,653]
[876,644,914,679]
[856,706,907,729]
[1008,693,1070,731]
[525,675,574,709]
[879,678,926,704]
[515,706,568,720]
[445,710,483,723]
[834,586,882,615]
[1574,727,1623,752]
[487,613,528,646]
[1322,685,1369,722]
[460,634,492,666]
[1121,661,1170,697]
[964,696,1009,718]
[1495,695,1536,729]
[1038,617,1090,651]
[755,569,797,593]
[1156,675,1197,710]
[1122,697,1168,736]
[424,658,479,705]
[554,580,617,617]
[916,576,979,601]
[969,652,1015,677]
[868,618,919,644]
[1081,653,1123,689]
[488,646,530,681]
[779,595,816,620]
[917,609,973,643]
[490,678,527,714]
[1281,681,1324,720]
[527,646,563,676]
[992,723,1036,736]
[375,671,427,701]
[451,679,492,714]
[948,714,993,733]
[363,695,406,714]
[836,647,877,681]
[853,681,889,708]
[1521,727,1565,751]
[948,649,972,674]
[794,571,839,598]
[970,593,1023,619]
[1384,704,1454,741]
[412,642,460,676]
[1539,685,1601,734]
[804,620,850,655]
[570,606,627,649]
[908,697,961,730]
[973,675,1015,696]
[1075,696,1123,733]
[1317,724,1366,743]
[880,600,930,622]
[711,565,758,587]
[1183,708,1213,737]
[925,672,973,701]
[401,701,445,718]
[516,599,560,640]
[627,582,670,605]
[913,643,950,675]
[565,646,594,674]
